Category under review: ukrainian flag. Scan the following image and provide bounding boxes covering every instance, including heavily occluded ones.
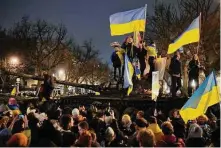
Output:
[110,6,146,36]
[133,31,142,48]
[168,16,200,54]
[147,45,157,57]
[11,87,17,96]
[135,65,141,80]
[123,54,134,96]
[180,71,220,123]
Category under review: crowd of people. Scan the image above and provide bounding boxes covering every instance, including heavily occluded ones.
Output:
[111,36,157,84]
[0,36,216,147]
[110,36,205,97]
[0,97,220,147]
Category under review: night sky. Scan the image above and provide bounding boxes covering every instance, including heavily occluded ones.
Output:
[0,0,171,63]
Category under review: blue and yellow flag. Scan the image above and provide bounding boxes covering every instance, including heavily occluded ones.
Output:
[133,31,142,48]
[168,16,200,54]
[123,54,134,96]
[11,87,17,96]
[180,71,220,123]
[147,45,157,57]
[135,65,141,80]
[110,6,146,36]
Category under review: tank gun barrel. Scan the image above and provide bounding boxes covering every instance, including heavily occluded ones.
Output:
[1,69,99,91]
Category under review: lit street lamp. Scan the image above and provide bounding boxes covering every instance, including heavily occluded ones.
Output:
[9,57,19,66]
[58,69,65,81]
[58,69,64,75]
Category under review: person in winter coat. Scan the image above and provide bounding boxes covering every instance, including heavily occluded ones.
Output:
[169,109,186,139]
[156,121,177,147]
[60,115,76,147]
[169,52,182,98]
[121,36,139,63]
[186,123,206,147]
[120,114,135,137]
[188,54,201,96]
[104,127,119,147]
[145,42,157,85]
[147,116,164,143]
[128,118,148,147]
[137,128,156,147]
[197,115,212,144]
[137,41,147,76]
[42,73,55,101]
[110,42,124,81]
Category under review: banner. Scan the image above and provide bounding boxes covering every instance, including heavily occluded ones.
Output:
[155,57,167,80]
[152,71,160,101]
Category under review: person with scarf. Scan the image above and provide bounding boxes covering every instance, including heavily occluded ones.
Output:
[146,42,157,84]
[110,42,125,81]
[121,36,139,63]
[121,36,141,95]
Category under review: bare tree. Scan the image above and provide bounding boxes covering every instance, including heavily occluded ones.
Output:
[147,0,219,67]
[65,39,109,85]
[146,0,220,95]
[9,17,70,75]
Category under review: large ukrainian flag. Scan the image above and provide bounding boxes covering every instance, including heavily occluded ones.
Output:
[123,54,134,96]
[180,71,220,123]
[110,7,146,36]
[168,16,200,54]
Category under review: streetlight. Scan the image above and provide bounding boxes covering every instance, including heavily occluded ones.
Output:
[9,57,19,66]
[58,69,65,81]
[58,69,64,75]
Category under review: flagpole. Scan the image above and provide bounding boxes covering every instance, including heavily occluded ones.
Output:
[197,12,202,54]
[142,4,147,41]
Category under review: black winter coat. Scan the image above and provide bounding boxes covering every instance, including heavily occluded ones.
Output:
[169,57,181,75]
